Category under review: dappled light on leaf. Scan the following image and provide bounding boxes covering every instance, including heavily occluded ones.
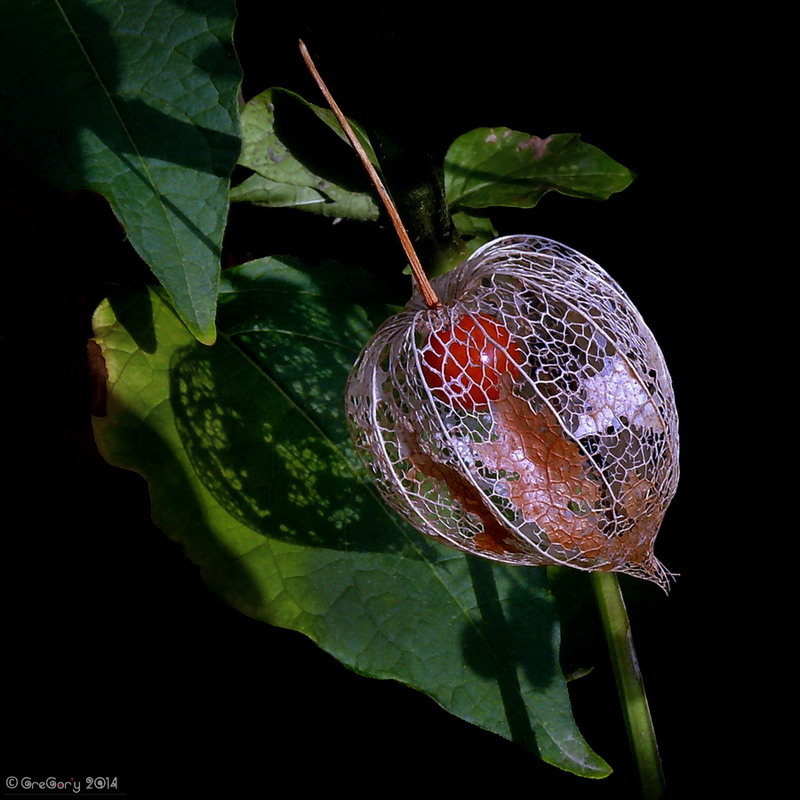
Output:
[91,266,610,777]
[217,257,389,450]
[169,335,404,553]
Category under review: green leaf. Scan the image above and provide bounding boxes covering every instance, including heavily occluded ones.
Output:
[232,88,379,220]
[445,128,634,211]
[0,0,242,344]
[91,259,610,778]
[450,210,498,253]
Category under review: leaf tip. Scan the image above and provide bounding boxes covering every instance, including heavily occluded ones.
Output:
[196,326,218,346]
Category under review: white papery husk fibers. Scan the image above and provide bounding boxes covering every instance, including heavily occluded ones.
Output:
[345,235,679,590]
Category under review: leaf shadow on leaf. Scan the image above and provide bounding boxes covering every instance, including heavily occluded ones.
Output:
[218,258,395,443]
[2,1,242,341]
[93,282,610,776]
[97,399,270,612]
[129,163,221,268]
[160,345,595,764]
[114,96,241,179]
[461,559,552,754]
[87,100,238,264]
[44,2,242,180]
[107,287,158,355]
[445,158,557,210]
[269,89,376,195]
[232,88,379,219]
[168,338,428,558]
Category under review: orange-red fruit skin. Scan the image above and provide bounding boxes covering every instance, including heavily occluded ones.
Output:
[421,314,522,410]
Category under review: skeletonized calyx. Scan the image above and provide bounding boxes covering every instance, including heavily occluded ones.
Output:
[346,235,679,590]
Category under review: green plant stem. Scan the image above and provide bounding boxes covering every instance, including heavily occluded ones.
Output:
[591,572,665,799]
[365,123,468,276]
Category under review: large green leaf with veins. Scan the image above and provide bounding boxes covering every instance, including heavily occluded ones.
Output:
[0,0,241,344]
[91,258,610,777]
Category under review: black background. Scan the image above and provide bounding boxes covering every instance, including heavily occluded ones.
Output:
[4,6,750,798]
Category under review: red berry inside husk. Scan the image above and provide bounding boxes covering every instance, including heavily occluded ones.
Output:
[421,314,522,410]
